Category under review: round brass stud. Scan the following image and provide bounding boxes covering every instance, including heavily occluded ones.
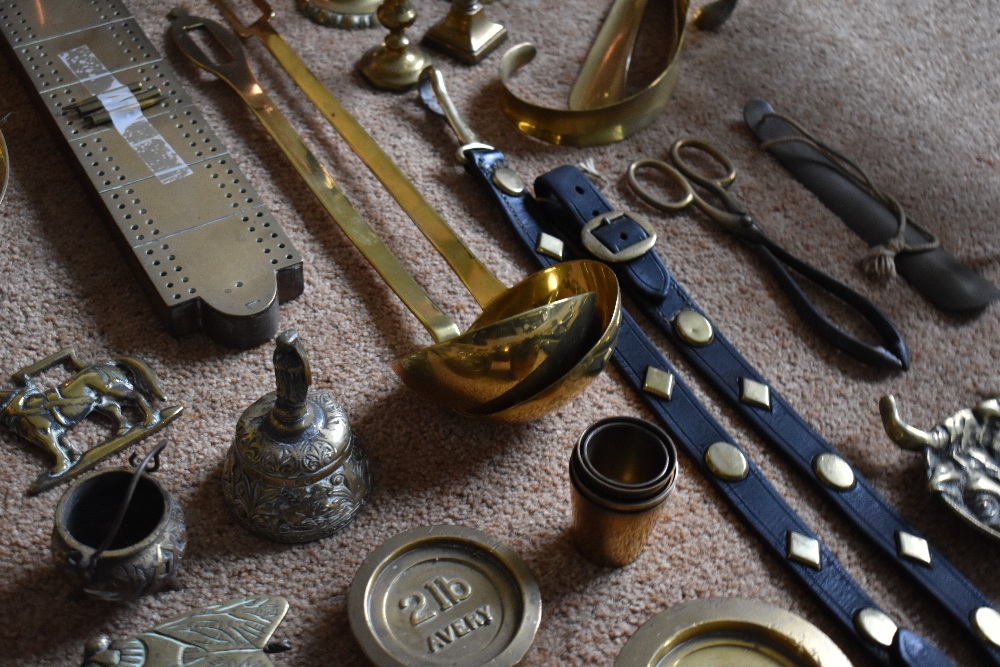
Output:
[492,167,526,196]
[972,607,1000,648]
[813,453,856,491]
[705,442,749,482]
[673,309,714,347]
[854,608,897,648]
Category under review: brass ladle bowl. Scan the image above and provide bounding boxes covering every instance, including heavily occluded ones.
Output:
[170,9,621,421]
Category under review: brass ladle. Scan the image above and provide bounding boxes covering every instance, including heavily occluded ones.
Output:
[169,10,621,421]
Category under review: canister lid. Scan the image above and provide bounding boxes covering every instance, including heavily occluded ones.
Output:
[615,598,852,667]
[348,525,542,667]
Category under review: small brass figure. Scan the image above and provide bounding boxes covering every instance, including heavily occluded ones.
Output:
[0,348,182,494]
[422,0,507,65]
[223,330,371,542]
[82,596,292,666]
[881,394,1000,541]
[52,442,187,601]
[358,0,431,91]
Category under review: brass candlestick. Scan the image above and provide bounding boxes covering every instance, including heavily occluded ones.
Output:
[423,0,507,64]
[299,0,382,29]
[358,0,431,91]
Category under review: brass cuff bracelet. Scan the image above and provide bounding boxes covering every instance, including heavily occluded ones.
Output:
[498,0,689,147]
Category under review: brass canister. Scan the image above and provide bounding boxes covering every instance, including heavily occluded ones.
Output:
[51,466,187,601]
[569,416,677,567]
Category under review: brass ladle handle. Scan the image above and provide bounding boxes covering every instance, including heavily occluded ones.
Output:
[168,9,460,343]
[209,0,508,309]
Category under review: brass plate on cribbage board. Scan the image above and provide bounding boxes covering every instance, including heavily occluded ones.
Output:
[0,0,303,348]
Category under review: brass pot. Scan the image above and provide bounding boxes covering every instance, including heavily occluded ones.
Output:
[52,467,186,601]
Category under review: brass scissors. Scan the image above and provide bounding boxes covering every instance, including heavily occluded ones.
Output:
[627,138,910,370]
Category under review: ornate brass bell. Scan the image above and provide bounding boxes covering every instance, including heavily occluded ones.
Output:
[223,330,371,542]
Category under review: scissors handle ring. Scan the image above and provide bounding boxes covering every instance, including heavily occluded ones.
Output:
[626,158,695,212]
[670,138,737,188]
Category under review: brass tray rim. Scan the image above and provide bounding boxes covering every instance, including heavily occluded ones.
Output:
[614,597,853,667]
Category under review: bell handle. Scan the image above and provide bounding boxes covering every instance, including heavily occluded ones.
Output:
[270,331,313,433]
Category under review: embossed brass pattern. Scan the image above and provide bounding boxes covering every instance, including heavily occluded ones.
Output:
[854,608,898,648]
[895,531,932,566]
[642,366,675,400]
[569,417,678,566]
[0,348,183,495]
[52,465,186,601]
[348,525,541,666]
[615,598,853,667]
[813,453,856,491]
[705,442,748,482]
[298,0,381,28]
[739,377,772,410]
[223,331,371,542]
[422,0,507,64]
[358,0,432,90]
[171,10,622,422]
[497,0,689,146]
[973,607,1000,648]
[673,308,714,346]
[786,531,822,570]
[881,394,1000,542]
[82,596,292,666]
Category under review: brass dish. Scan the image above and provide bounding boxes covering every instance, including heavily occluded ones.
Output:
[615,598,852,666]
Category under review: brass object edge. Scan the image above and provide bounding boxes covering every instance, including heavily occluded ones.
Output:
[615,597,852,666]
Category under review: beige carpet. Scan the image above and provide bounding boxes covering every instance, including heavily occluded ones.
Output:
[1,0,998,664]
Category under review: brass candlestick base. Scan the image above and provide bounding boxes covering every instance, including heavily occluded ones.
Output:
[359,0,431,90]
[299,0,382,29]
[423,0,507,64]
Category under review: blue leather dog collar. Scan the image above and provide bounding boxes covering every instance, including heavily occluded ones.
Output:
[460,147,959,666]
[533,163,1000,666]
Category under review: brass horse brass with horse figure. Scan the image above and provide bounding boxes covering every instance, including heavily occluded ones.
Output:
[0,348,183,494]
